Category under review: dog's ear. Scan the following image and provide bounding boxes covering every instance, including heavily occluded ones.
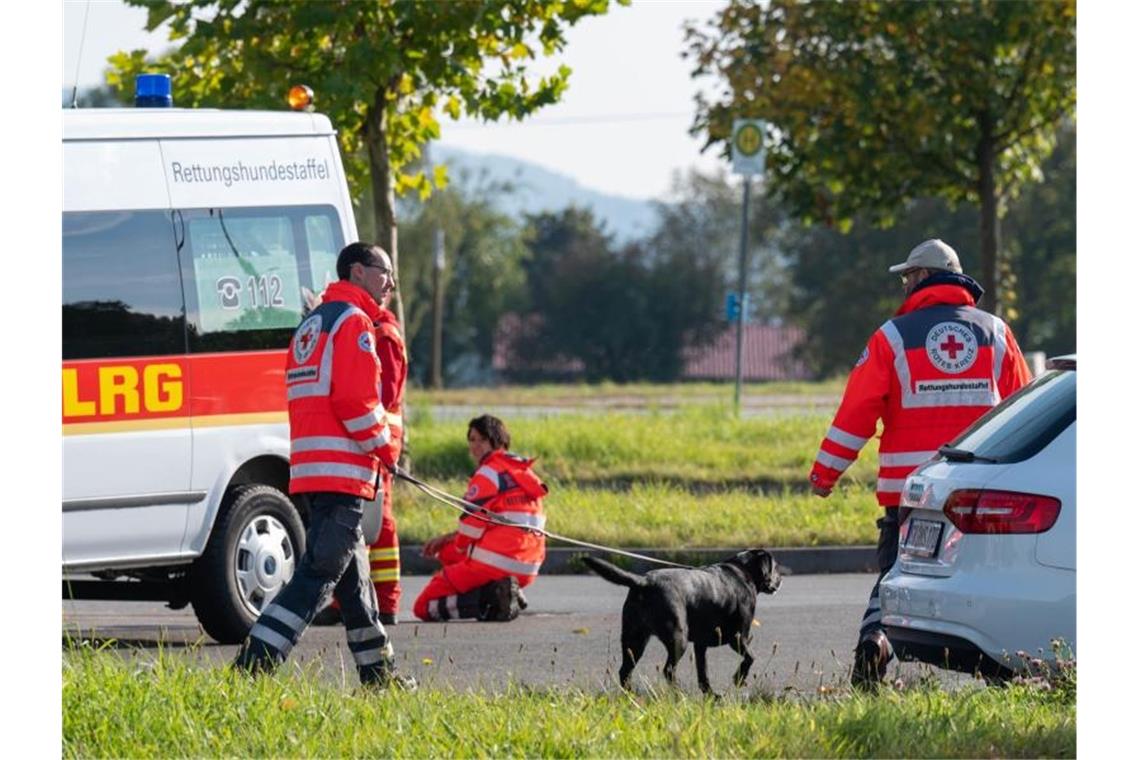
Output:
[751,549,783,593]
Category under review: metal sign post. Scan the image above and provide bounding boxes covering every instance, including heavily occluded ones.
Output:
[431,228,445,389]
[730,119,765,416]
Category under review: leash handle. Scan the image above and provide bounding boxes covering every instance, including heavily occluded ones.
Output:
[391,466,694,570]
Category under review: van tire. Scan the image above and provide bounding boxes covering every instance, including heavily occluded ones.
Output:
[190,485,305,644]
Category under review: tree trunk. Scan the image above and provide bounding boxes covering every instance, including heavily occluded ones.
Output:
[976,118,1000,316]
[365,94,407,334]
[365,90,410,469]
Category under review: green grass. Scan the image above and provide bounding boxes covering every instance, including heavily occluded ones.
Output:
[396,479,880,547]
[63,646,1075,758]
[394,407,882,547]
[410,379,846,407]
[405,407,875,486]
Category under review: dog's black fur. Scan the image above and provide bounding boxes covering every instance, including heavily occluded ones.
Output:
[583,550,782,694]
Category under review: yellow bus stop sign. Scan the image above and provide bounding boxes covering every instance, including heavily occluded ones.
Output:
[732,119,765,176]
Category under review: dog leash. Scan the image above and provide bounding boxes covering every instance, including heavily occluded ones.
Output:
[391,466,694,570]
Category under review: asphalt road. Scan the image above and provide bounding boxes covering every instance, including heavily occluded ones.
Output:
[63,573,973,695]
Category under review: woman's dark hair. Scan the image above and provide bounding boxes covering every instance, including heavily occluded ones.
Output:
[468,414,510,451]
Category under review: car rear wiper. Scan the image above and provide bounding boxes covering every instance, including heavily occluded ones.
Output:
[938,445,1000,463]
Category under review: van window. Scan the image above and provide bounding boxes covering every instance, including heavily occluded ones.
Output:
[948,369,1076,463]
[180,205,344,352]
[63,211,185,360]
[305,214,339,291]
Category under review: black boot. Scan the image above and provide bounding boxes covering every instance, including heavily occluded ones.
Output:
[478,577,521,621]
[851,630,892,691]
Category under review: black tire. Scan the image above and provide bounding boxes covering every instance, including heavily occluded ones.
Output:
[190,484,305,644]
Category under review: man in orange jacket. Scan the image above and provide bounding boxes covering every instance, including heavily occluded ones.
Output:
[413,415,547,622]
[809,239,1033,690]
[310,271,407,627]
[233,242,414,689]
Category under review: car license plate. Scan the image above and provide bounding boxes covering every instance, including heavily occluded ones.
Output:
[902,518,943,558]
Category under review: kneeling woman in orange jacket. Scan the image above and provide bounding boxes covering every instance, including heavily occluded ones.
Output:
[412,414,547,622]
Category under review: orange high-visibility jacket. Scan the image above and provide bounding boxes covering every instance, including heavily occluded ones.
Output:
[455,450,548,578]
[810,277,1033,506]
[374,308,407,460]
[285,281,397,499]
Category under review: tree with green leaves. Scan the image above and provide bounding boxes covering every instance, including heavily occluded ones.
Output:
[686,0,1076,315]
[108,0,619,328]
[510,207,725,382]
[397,175,530,386]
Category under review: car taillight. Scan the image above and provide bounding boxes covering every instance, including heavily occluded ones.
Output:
[942,489,1062,534]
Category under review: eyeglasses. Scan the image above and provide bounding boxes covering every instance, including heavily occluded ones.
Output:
[362,263,393,276]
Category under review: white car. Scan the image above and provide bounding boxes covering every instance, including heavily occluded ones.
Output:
[880,355,1076,678]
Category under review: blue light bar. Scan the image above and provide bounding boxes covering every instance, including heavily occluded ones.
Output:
[135,74,173,108]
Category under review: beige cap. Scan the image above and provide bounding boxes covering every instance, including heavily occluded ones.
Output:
[887,239,962,274]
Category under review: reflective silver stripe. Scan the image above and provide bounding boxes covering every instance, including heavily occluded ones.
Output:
[826,425,870,451]
[992,315,1008,392]
[498,511,547,530]
[879,450,937,467]
[386,412,403,427]
[358,428,392,452]
[290,462,376,482]
[428,599,441,620]
[287,307,363,400]
[249,623,293,655]
[262,603,305,633]
[291,436,368,455]
[814,451,854,471]
[474,465,499,486]
[881,321,913,407]
[470,546,541,576]
[446,595,459,619]
[877,478,906,493]
[907,379,998,408]
[354,648,384,666]
[346,626,381,644]
[457,522,485,539]
[344,407,386,433]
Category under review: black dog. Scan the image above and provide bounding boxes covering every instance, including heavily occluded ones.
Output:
[583,550,782,694]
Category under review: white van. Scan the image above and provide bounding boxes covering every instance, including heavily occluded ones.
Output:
[63,98,359,643]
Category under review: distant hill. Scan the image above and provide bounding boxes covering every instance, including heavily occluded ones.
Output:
[431,146,660,244]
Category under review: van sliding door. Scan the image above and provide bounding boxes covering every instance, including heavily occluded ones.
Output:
[63,209,194,567]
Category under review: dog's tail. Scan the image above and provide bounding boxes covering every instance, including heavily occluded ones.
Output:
[582,556,649,588]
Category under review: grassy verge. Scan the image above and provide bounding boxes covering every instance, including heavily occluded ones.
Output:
[404,408,877,486]
[396,479,880,547]
[393,408,882,547]
[63,647,1074,758]
[411,379,846,406]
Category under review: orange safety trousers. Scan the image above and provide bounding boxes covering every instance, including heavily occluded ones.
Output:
[412,539,536,622]
[369,469,400,614]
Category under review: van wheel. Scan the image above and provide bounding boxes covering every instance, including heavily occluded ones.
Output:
[190,485,305,644]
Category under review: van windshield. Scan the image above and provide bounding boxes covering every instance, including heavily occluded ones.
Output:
[947,369,1076,463]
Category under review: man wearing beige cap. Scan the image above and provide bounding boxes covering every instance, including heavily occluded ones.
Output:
[808,238,1033,690]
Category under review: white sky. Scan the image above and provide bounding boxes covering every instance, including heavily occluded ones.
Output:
[62,0,729,200]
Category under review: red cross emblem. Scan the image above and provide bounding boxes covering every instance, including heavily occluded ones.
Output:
[299,332,313,351]
[939,334,964,359]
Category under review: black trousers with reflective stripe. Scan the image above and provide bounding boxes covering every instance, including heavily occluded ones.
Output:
[235,492,391,682]
[857,506,911,650]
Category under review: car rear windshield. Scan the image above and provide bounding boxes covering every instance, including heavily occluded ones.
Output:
[947,369,1076,463]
